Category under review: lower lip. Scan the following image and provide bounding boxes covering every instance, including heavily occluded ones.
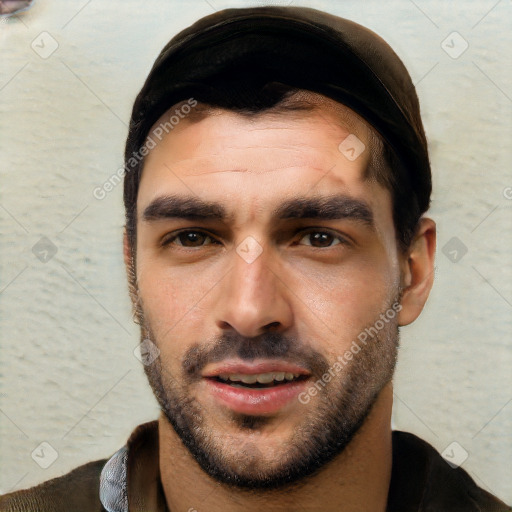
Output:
[204,378,309,415]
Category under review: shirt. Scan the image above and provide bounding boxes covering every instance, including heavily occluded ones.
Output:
[0,420,510,511]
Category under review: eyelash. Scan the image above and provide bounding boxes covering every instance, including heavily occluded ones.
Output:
[161,228,350,249]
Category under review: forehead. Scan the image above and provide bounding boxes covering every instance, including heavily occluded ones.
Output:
[136,102,390,228]
[153,113,351,175]
[145,102,364,172]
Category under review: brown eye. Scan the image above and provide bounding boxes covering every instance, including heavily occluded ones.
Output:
[164,230,216,248]
[298,231,343,248]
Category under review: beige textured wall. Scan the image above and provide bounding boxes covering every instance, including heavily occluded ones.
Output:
[1,0,511,504]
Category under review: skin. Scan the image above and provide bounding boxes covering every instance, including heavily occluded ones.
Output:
[124,101,436,511]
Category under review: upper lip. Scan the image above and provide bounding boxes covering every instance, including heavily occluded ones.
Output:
[202,359,311,378]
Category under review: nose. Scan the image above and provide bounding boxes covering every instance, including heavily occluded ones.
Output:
[214,243,293,338]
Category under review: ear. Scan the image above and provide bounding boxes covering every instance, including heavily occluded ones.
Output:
[397,217,436,326]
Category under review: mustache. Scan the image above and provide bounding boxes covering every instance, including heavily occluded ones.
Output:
[182,330,330,382]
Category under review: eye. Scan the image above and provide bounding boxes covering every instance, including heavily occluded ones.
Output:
[296,230,346,248]
[162,230,219,248]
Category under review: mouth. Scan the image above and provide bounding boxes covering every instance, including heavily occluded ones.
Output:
[210,372,309,389]
[202,361,311,415]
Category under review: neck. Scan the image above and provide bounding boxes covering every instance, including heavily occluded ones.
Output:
[159,384,393,512]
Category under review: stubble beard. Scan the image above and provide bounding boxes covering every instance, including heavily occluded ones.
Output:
[136,296,400,491]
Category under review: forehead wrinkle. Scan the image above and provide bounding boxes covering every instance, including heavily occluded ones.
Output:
[167,145,338,177]
[183,165,333,177]
[217,141,337,153]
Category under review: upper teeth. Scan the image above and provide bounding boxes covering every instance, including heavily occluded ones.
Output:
[218,372,300,384]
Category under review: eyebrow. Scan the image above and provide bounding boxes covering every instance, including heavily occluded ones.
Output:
[142,194,374,227]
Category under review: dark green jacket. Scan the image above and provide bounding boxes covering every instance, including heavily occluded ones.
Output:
[1,421,510,511]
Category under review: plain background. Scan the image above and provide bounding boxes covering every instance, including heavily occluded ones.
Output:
[1,0,511,504]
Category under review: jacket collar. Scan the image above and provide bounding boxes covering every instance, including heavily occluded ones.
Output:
[100,421,499,511]
[100,421,167,512]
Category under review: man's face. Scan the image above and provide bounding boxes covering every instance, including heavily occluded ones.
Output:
[132,103,403,488]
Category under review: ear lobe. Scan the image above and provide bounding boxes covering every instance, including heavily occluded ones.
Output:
[398,217,436,326]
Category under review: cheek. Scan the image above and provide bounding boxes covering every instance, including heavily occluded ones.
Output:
[136,256,219,341]
[286,254,396,348]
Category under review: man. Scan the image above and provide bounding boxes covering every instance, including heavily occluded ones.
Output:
[1,5,510,512]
